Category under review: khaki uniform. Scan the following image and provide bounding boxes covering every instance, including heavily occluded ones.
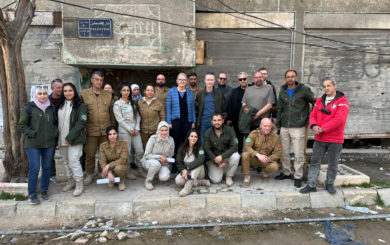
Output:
[81,88,115,174]
[241,130,281,176]
[155,86,169,108]
[99,140,128,180]
[189,86,201,100]
[138,98,166,147]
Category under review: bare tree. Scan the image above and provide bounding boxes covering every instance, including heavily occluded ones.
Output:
[0,0,36,181]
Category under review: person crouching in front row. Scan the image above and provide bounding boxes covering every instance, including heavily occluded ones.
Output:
[99,126,128,191]
[141,121,175,190]
[175,129,210,197]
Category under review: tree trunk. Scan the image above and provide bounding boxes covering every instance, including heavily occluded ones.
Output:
[0,0,36,181]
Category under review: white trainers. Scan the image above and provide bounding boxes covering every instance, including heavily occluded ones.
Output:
[144,179,154,190]
[226,176,234,187]
[242,176,250,188]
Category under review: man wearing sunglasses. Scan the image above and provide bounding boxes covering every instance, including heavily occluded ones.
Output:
[226,72,249,153]
[215,73,233,114]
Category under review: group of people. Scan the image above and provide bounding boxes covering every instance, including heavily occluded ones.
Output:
[18,68,349,205]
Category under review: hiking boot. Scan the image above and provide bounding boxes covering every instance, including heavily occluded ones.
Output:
[261,173,269,180]
[179,180,193,197]
[107,182,115,188]
[83,174,94,186]
[118,179,126,191]
[242,176,250,188]
[41,190,49,200]
[62,179,75,192]
[126,171,137,180]
[326,184,336,194]
[275,172,291,180]
[73,179,84,197]
[145,179,154,190]
[226,176,234,187]
[198,179,211,187]
[29,195,40,205]
[299,185,317,194]
[138,168,147,179]
[294,179,302,188]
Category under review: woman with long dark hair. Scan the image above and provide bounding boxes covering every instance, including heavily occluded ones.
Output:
[99,126,128,190]
[113,82,145,179]
[175,129,210,196]
[57,83,88,196]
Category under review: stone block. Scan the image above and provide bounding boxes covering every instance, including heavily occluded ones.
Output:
[17,201,56,216]
[170,195,206,209]
[95,200,133,218]
[133,196,170,213]
[206,193,241,210]
[310,191,344,208]
[342,188,377,206]
[378,188,390,207]
[276,192,310,209]
[0,182,28,196]
[56,199,95,217]
[0,200,17,217]
[241,192,277,210]
[318,164,370,187]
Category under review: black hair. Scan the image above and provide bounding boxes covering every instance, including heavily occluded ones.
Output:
[212,113,223,119]
[284,69,298,77]
[180,129,201,158]
[258,67,268,72]
[118,82,140,119]
[58,82,81,109]
[51,79,63,87]
[91,71,104,79]
[144,83,155,91]
[106,125,118,141]
[187,72,197,78]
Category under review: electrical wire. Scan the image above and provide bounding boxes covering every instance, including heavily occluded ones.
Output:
[47,0,390,56]
[214,0,390,49]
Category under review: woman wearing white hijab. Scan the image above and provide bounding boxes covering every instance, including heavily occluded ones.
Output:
[141,121,174,190]
[18,86,57,205]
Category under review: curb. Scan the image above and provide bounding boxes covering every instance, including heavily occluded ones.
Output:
[2,187,389,222]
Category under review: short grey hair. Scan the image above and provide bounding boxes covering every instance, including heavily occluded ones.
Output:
[177,72,187,80]
[237,71,248,77]
[322,77,336,85]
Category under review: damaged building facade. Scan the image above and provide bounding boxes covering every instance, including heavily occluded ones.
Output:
[0,0,389,141]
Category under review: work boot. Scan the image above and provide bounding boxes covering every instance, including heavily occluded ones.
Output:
[73,179,84,197]
[118,179,126,191]
[326,184,336,194]
[29,195,40,205]
[242,176,251,188]
[138,168,147,179]
[294,179,302,188]
[275,172,291,180]
[261,173,269,180]
[126,171,137,180]
[108,182,115,188]
[198,179,211,187]
[179,180,194,197]
[83,174,94,186]
[145,179,154,190]
[226,176,234,187]
[299,185,317,194]
[62,179,75,192]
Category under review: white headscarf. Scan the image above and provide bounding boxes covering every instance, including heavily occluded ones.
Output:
[156,121,170,142]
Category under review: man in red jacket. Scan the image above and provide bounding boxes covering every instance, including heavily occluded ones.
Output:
[300,78,349,194]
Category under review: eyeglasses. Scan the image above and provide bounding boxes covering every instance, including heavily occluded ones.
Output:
[219,78,227,80]
[238,78,247,81]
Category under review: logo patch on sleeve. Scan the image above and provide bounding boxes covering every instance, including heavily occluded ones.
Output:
[245,138,251,143]
[235,138,238,144]
[278,144,282,148]
[199,150,204,155]
[81,115,87,120]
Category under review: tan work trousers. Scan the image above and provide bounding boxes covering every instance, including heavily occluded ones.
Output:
[85,135,106,175]
[241,152,279,176]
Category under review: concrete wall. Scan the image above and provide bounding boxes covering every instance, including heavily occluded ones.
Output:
[61,0,195,67]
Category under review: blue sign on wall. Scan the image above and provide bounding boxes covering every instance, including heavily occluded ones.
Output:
[78,18,113,38]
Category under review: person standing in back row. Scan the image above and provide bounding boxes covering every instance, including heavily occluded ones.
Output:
[81,71,115,186]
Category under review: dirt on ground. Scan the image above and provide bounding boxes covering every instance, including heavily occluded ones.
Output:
[1,207,390,245]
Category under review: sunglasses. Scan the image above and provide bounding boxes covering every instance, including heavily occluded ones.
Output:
[219,78,227,80]
[238,78,247,81]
